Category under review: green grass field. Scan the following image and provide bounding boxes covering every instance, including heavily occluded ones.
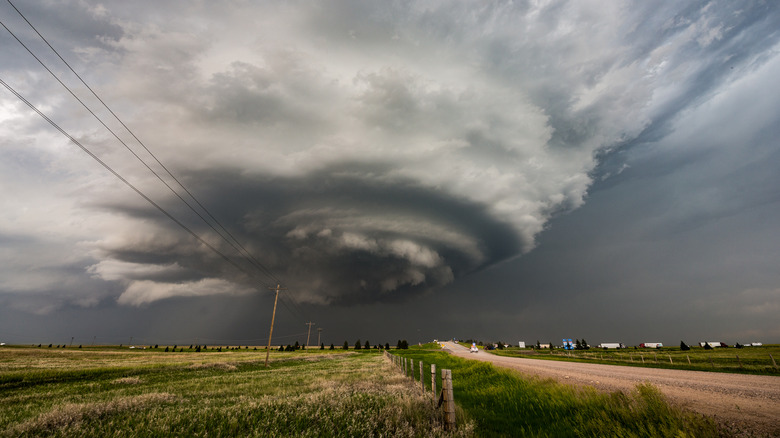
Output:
[485,344,780,375]
[392,344,721,438]
[0,345,472,437]
[1,343,751,437]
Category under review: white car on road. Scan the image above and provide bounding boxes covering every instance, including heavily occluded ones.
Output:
[470,344,479,353]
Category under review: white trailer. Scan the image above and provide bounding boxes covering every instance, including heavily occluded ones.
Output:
[598,343,625,349]
[639,343,663,348]
[699,341,726,348]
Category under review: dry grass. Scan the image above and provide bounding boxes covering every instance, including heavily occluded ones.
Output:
[111,377,142,385]
[6,393,178,436]
[0,347,472,437]
[186,362,238,371]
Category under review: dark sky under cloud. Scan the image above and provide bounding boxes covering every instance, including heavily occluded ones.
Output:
[1,1,779,347]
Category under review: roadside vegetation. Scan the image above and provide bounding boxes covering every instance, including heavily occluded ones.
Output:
[392,344,720,437]
[0,345,468,437]
[483,343,780,376]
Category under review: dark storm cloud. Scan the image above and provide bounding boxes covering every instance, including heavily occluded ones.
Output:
[90,165,522,305]
[1,0,779,345]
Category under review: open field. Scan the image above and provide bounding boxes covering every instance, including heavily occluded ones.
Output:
[484,344,780,376]
[391,344,720,437]
[0,345,471,437]
[444,342,780,437]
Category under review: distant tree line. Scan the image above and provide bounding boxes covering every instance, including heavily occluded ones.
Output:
[25,339,410,351]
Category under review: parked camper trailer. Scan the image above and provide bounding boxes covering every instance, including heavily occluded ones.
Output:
[699,341,727,348]
[598,343,625,349]
[639,343,663,348]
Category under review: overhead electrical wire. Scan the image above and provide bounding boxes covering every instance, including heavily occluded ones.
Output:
[0,7,280,289]
[1,1,315,324]
[0,78,259,281]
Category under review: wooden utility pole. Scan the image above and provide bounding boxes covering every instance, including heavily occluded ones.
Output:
[305,322,315,348]
[317,328,322,347]
[265,284,286,367]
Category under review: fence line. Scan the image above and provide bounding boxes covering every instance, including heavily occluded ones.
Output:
[384,351,456,430]
[545,350,779,372]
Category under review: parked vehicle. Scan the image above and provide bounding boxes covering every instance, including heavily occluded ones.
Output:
[470,343,479,353]
[597,343,625,349]
[699,341,727,348]
[639,343,663,348]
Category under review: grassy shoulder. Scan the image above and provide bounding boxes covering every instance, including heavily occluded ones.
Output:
[392,344,720,437]
[0,346,470,437]
[485,344,780,376]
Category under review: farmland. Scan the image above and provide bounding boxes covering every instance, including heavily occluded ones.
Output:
[486,344,780,375]
[391,344,720,437]
[0,345,469,437]
[1,343,760,437]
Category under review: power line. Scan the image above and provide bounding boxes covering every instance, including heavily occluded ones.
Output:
[2,0,283,288]
[277,288,308,320]
[0,76,310,321]
[2,2,319,325]
[0,78,262,287]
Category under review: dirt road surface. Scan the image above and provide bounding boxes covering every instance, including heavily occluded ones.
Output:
[442,342,780,436]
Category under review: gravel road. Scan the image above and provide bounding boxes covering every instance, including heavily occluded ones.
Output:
[442,342,780,436]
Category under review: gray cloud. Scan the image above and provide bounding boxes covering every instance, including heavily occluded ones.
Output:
[83,167,522,305]
[0,1,779,344]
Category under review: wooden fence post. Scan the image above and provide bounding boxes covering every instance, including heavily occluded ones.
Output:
[441,369,456,431]
[687,355,691,365]
[736,355,743,369]
[410,359,414,380]
[431,363,437,401]
[668,354,673,364]
[770,354,778,370]
[640,354,644,364]
[420,360,424,393]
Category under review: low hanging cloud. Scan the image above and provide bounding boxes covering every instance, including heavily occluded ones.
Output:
[2,0,776,309]
[116,278,255,307]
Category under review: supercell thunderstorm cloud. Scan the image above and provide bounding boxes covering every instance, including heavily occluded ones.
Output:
[1,1,780,344]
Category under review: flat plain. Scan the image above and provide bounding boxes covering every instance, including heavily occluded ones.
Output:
[0,346,470,437]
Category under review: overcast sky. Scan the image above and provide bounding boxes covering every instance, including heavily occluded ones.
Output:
[1,1,779,347]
